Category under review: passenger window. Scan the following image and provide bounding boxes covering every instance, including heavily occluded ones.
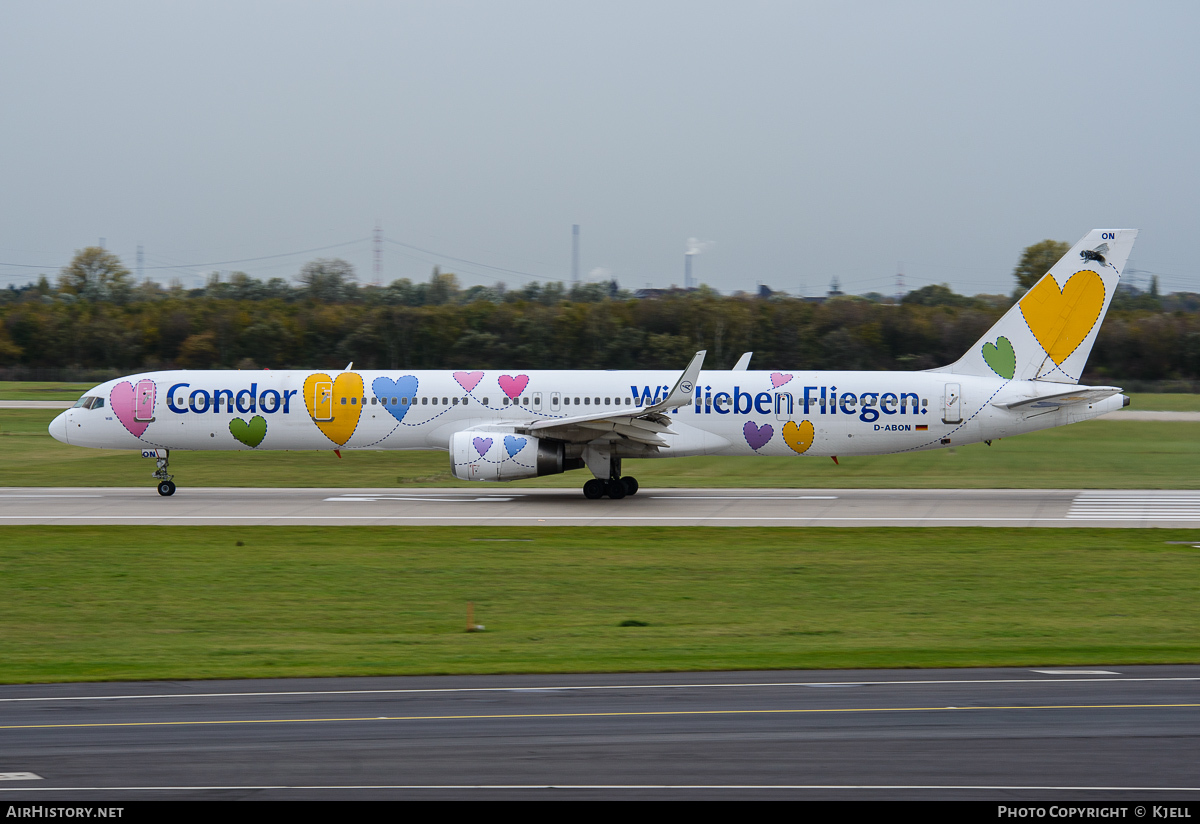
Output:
[584,397,590,405]
[522,397,528,406]
[462,397,468,404]
[575,397,581,404]
[625,398,631,405]
[452,397,459,405]
[594,397,600,405]
[482,397,489,405]
[605,398,611,405]
[371,397,377,405]
[442,397,448,405]
[341,397,347,405]
[422,397,428,405]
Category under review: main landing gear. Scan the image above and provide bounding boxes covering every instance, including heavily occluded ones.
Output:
[153,450,176,497]
[582,476,639,500]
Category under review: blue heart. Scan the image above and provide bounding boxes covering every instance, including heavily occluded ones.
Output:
[372,376,419,423]
[504,435,527,458]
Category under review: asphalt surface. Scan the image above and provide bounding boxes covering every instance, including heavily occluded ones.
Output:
[4,486,1200,527]
[0,666,1197,799]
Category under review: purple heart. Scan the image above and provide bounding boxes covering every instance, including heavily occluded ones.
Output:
[472,437,493,457]
[743,421,774,451]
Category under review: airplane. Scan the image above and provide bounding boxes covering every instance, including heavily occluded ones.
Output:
[49,228,1137,499]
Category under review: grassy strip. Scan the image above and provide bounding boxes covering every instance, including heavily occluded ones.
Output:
[3,407,1198,488]
[1,526,1198,683]
[0,381,96,401]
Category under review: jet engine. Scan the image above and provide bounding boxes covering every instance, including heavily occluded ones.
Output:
[449,430,564,481]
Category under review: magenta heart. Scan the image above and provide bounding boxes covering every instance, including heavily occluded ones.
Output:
[472,437,493,457]
[497,374,529,399]
[109,381,151,438]
[454,371,484,392]
[743,421,774,451]
[770,372,793,389]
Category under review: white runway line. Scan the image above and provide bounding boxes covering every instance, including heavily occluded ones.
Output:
[2,783,1200,793]
[4,675,1193,704]
[648,496,838,500]
[1069,491,1200,520]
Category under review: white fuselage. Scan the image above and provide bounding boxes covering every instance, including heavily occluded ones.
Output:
[50,368,1123,460]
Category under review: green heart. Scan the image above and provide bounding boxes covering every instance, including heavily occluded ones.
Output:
[981,335,1016,379]
[229,415,267,448]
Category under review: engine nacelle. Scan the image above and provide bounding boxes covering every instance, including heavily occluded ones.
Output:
[449,430,564,481]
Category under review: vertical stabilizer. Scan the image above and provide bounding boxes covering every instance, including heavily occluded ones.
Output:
[938,229,1137,384]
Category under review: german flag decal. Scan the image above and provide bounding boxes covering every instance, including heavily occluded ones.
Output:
[915,424,929,431]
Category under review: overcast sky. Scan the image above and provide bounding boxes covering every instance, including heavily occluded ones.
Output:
[2,1,1197,296]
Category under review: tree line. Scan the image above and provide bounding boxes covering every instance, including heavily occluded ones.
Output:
[1,245,1198,382]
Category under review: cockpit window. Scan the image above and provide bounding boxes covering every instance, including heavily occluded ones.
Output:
[73,396,89,408]
[74,396,105,409]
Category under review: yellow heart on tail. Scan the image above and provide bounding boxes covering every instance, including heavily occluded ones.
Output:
[302,372,364,446]
[1018,270,1105,366]
[782,420,814,454]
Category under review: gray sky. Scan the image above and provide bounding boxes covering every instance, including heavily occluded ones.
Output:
[2,1,1197,296]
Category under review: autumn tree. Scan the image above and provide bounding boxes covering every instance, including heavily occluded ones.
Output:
[57,247,133,302]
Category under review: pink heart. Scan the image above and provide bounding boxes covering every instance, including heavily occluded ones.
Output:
[472,437,493,457]
[109,381,151,438]
[498,374,529,399]
[771,372,793,389]
[454,371,484,392]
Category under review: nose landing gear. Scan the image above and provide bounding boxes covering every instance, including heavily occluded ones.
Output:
[152,451,176,496]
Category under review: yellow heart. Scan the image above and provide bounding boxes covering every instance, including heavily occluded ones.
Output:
[1018,270,1105,366]
[782,420,814,454]
[302,371,364,446]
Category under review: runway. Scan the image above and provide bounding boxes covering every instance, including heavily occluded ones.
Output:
[4,486,1200,527]
[0,666,1197,799]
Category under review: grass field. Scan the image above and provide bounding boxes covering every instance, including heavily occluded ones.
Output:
[1,526,1198,683]
[2,406,1197,488]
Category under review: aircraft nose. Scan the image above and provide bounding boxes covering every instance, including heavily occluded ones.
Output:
[48,411,70,444]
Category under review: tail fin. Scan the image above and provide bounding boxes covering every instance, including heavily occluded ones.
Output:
[938,228,1137,384]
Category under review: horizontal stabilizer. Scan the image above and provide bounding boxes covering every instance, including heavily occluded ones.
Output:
[994,386,1122,411]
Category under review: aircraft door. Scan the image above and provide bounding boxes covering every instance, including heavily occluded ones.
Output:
[942,383,962,424]
[135,379,156,422]
[312,381,334,421]
[774,392,794,422]
[532,392,543,412]
[550,392,561,412]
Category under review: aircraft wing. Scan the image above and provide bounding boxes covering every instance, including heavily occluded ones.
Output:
[994,386,1123,411]
[518,350,706,445]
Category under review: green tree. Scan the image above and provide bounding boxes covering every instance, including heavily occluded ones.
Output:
[57,247,133,302]
[1013,239,1070,292]
[299,258,357,303]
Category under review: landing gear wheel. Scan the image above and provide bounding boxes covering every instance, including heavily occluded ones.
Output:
[606,479,627,499]
[583,479,606,499]
[157,481,176,497]
[621,476,639,496]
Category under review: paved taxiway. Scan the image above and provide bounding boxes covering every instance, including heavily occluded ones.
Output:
[0,666,1197,799]
[4,486,1200,527]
